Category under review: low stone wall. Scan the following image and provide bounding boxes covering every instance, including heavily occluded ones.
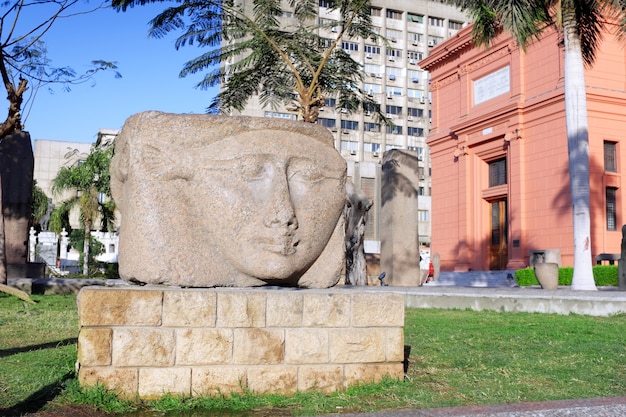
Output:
[77,287,405,399]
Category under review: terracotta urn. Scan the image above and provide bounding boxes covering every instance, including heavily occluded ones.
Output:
[534,262,559,290]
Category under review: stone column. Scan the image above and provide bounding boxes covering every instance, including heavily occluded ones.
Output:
[59,228,69,260]
[0,131,34,270]
[380,149,420,286]
[28,227,36,262]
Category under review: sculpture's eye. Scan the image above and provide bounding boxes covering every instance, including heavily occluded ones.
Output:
[288,159,326,184]
[238,156,271,182]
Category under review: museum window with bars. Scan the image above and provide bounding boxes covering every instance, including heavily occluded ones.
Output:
[606,187,618,231]
[604,141,617,172]
[489,158,507,187]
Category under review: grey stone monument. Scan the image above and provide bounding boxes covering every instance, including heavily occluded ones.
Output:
[110,112,347,288]
[380,149,420,286]
[0,131,34,276]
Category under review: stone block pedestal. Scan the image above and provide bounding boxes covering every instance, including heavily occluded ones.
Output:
[77,287,405,399]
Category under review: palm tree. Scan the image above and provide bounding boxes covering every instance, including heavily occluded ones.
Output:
[112,0,387,123]
[446,0,626,290]
[51,145,115,276]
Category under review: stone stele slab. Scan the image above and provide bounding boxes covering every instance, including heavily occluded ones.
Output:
[110,111,347,288]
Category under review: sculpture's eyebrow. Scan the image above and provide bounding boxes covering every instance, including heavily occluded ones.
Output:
[288,156,345,179]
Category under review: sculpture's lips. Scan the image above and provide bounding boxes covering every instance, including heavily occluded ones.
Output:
[259,235,299,256]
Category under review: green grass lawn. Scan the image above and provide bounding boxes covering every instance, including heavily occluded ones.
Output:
[1,293,625,416]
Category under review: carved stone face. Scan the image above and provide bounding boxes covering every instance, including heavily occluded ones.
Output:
[190,130,346,284]
[111,112,346,288]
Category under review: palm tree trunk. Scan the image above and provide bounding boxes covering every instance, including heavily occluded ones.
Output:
[83,220,91,276]
[562,9,596,290]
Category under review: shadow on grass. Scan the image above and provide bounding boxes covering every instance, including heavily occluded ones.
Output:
[0,371,74,416]
[0,338,77,358]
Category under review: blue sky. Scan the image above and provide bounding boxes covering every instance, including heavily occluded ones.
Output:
[17,2,218,144]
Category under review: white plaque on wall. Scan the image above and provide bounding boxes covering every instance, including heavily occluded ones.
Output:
[473,66,510,105]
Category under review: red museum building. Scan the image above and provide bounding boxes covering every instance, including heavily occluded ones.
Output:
[421,25,626,272]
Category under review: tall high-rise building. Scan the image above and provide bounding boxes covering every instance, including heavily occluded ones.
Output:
[226,1,469,264]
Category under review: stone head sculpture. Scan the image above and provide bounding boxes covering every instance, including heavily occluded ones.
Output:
[111,112,347,288]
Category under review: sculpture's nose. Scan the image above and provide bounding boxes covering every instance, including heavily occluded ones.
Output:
[264,171,298,230]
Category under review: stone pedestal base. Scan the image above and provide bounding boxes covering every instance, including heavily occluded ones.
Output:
[77,286,405,399]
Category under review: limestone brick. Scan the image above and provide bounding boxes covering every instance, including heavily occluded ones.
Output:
[176,328,233,365]
[329,328,386,363]
[247,366,298,395]
[77,287,406,399]
[266,292,303,327]
[385,328,405,362]
[351,293,405,327]
[112,328,175,367]
[297,365,344,393]
[78,368,138,399]
[344,363,405,386]
[162,290,217,327]
[192,366,248,396]
[138,367,191,399]
[78,288,163,326]
[302,293,351,327]
[78,328,112,366]
[233,328,284,364]
[284,328,329,364]
[216,291,266,327]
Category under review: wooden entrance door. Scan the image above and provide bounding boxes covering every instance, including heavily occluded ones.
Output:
[489,199,508,270]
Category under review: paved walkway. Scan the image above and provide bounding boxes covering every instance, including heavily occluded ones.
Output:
[324,396,626,417]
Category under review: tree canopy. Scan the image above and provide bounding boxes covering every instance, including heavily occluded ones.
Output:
[0,0,121,138]
[112,0,387,123]
[51,144,115,275]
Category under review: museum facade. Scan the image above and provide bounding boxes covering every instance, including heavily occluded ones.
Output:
[421,25,626,271]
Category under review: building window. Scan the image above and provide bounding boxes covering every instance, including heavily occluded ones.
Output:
[364,142,381,153]
[364,83,382,95]
[385,105,403,116]
[408,32,422,43]
[364,122,380,132]
[408,127,424,137]
[340,141,358,151]
[364,45,381,56]
[408,107,424,118]
[604,141,617,172]
[407,89,423,99]
[323,98,336,108]
[317,118,336,129]
[341,120,359,130]
[386,86,402,96]
[407,13,423,23]
[408,51,424,61]
[489,158,507,187]
[341,41,359,52]
[386,125,403,135]
[607,187,617,231]
[370,7,382,17]
[428,16,444,27]
[449,20,464,30]
[264,111,296,120]
[387,48,402,59]
[427,36,443,46]
[386,66,401,78]
[319,0,334,8]
[364,102,380,114]
[386,9,402,20]
[386,29,401,41]
[319,38,333,48]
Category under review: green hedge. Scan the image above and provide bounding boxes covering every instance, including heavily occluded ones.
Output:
[515,265,618,286]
